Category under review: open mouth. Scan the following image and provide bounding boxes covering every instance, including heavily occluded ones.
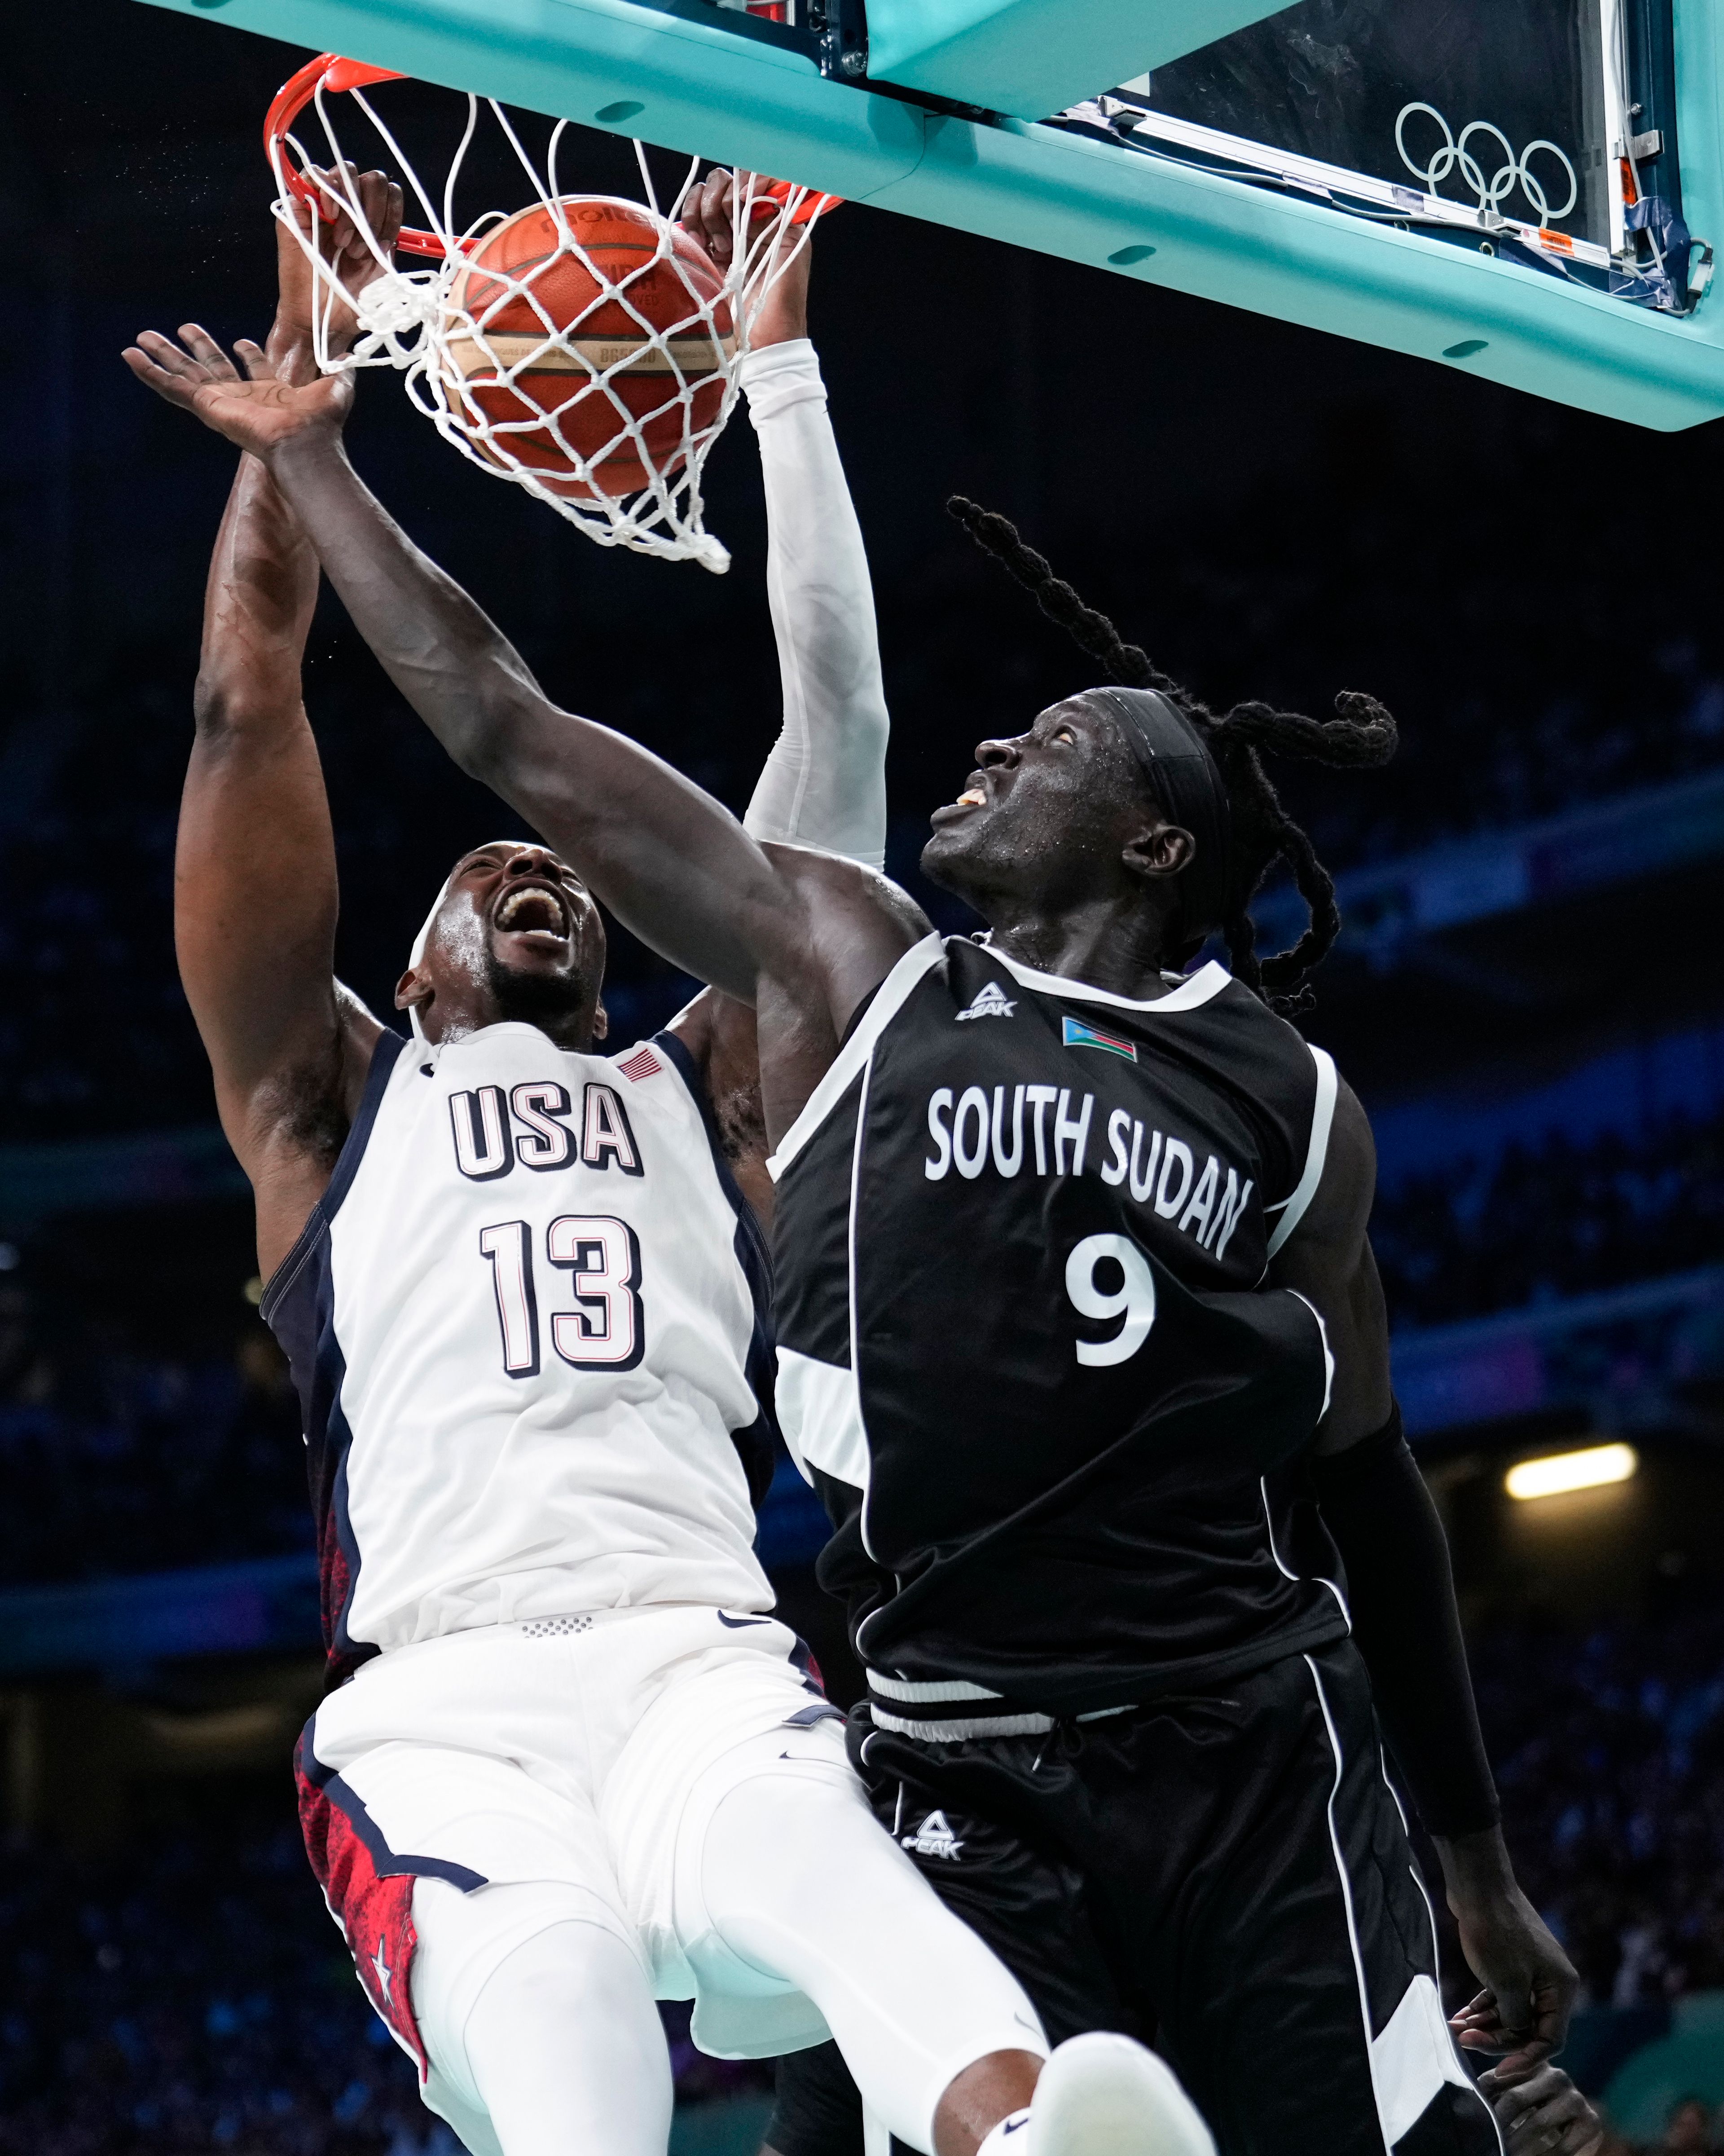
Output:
[493,883,571,939]
[929,783,988,832]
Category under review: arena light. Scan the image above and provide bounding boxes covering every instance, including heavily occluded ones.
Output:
[1504,1443,1638,1502]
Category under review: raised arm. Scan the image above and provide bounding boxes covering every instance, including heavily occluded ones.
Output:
[740,333,889,865]
[177,416,360,1190]
[667,177,893,1213]
[737,298,889,866]
[681,171,889,870]
[136,180,399,1274]
[1271,1081,1578,2077]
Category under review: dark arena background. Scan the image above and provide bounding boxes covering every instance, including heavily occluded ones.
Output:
[5,2,1724,2152]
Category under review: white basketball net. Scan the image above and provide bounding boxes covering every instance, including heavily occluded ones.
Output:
[270,82,831,573]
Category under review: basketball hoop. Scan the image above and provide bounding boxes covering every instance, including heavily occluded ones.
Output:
[265,55,838,573]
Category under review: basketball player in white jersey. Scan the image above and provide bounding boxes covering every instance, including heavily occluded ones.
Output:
[128,175,1209,2156]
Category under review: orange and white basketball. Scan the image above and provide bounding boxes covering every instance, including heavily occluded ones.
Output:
[439,197,733,500]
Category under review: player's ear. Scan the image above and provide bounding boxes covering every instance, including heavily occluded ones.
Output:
[591,998,610,1042]
[1122,820,1196,886]
[395,966,432,1017]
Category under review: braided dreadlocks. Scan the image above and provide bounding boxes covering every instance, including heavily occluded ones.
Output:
[947,496,1397,1013]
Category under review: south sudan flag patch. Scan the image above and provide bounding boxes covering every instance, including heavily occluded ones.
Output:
[1061,1015,1139,1062]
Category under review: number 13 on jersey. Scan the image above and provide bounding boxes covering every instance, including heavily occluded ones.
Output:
[479,1215,645,1379]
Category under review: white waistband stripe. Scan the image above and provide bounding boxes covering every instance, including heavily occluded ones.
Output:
[868,1702,1139,1740]
[870,1705,1057,1739]
[867,1673,1003,1702]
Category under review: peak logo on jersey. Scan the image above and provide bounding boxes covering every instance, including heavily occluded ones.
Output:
[902,1809,963,1861]
[1062,1015,1138,1062]
[954,982,1016,1022]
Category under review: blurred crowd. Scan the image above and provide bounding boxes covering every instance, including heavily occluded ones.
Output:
[1475,1600,1724,2011]
[0,1794,765,2156]
[1372,1109,1724,1330]
[0,1279,309,1587]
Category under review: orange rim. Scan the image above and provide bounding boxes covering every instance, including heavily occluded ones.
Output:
[264,54,445,258]
[264,53,840,263]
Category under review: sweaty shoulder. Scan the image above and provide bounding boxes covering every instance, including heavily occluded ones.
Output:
[755,844,930,1151]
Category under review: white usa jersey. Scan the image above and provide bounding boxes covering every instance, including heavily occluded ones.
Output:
[262,1025,778,1679]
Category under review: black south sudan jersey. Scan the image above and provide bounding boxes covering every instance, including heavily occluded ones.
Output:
[769,933,1351,1728]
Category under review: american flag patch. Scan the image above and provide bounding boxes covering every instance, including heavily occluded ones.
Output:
[617,1047,662,1083]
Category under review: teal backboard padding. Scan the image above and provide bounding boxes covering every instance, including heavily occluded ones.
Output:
[864,0,1297,122]
[136,0,1724,429]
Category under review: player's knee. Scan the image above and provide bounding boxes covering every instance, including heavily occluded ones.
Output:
[414,1883,659,2114]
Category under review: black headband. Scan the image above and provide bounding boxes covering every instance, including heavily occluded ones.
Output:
[1082,687,1233,943]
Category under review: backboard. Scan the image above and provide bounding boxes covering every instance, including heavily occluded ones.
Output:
[134,0,1724,428]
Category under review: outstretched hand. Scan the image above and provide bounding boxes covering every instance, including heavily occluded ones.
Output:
[678,166,811,348]
[121,324,353,459]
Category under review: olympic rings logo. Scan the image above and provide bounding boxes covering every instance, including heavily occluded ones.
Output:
[1395,102,1579,227]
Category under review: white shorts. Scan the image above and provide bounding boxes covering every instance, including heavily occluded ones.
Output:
[295,1604,846,2072]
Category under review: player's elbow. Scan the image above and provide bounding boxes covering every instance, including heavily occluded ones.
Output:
[192,670,289,741]
[192,667,235,734]
[441,699,519,785]
[440,679,563,791]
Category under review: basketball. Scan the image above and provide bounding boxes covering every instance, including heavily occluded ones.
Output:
[439,197,732,501]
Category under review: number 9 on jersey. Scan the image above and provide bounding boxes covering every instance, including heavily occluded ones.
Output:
[1065,1233,1157,1367]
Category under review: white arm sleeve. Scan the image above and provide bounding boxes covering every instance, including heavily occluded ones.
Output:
[738,338,889,871]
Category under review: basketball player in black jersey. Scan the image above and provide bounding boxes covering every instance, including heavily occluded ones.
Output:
[124,307,1580,2154]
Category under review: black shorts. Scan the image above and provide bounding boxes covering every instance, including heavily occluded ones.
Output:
[768,1640,1497,2156]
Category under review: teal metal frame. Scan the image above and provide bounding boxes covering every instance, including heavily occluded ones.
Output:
[862,0,1297,122]
[137,0,1724,427]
